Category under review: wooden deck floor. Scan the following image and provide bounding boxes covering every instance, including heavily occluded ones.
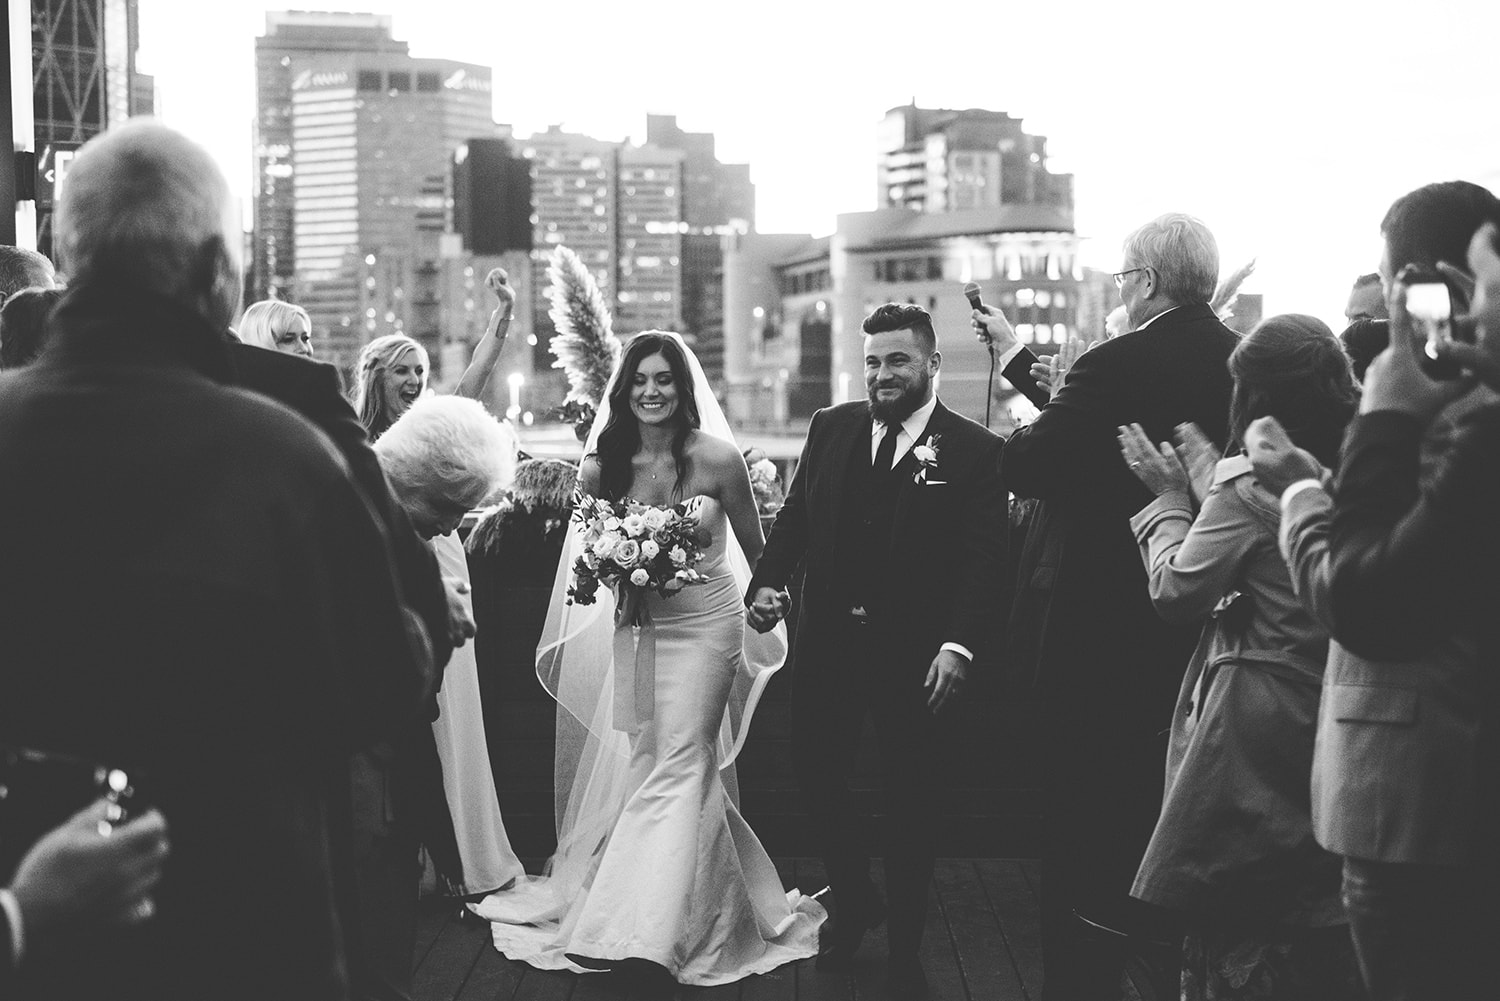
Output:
[412,859,1044,1001]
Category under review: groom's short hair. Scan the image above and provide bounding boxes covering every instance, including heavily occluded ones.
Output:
[862,302,936,353]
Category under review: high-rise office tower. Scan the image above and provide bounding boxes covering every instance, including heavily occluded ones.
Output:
[29,0,155,252]
[519,127,684,348]
[645,114,753,383]
[252,12,407,306]
[877,103,1073,215]
[253,12,502,370]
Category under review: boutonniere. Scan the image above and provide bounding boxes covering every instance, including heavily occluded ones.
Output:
[912,434,942,483]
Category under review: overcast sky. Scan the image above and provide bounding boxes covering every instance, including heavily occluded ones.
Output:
[136,0,1500,332]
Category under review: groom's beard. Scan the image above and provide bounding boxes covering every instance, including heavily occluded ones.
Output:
[866,372,931,425]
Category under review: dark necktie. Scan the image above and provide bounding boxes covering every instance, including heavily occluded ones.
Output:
[873,421,899,474]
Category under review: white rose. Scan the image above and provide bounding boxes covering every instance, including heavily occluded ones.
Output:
[604,516,621,532]
[640,540,660,560]
[912,445,936,464]
[629,568,650,587]
[669,545,688,567]
[621,514,646,537]
[614,539,641,566]
[752,458,778,480]
[642,508,669,531]
[592,533,619,558]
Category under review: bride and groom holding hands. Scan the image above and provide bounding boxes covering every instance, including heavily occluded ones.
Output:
[476,301,1006,1001]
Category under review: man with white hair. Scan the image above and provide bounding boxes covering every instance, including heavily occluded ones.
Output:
[0,120,433,998]
[998,213,1240,999]
[0,245,56,304]
[375,395,518,540]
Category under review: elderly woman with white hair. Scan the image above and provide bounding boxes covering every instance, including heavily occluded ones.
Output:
[376,395,525,897]
[237,299,313,357]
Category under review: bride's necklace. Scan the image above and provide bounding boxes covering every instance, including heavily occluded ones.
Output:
[640,452,673,482]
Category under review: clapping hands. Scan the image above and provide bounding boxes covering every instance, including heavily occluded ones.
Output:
[1244,416,1322,496]
[1030,336,1090,400]
[1117,422,1221,500]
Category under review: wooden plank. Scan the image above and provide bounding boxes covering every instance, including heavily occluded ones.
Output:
[414,898,457,973]
[978,860,1043,1000]
[916,875,967,1001]
[512,967,577,1001]
[452,942,528,1001]
[412,914,491,1001]
[933,859,1019,1000]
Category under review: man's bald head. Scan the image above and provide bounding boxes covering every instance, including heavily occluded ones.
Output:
[56,119,241,330]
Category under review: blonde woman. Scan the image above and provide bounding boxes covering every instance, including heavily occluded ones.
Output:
[238,299,312,357]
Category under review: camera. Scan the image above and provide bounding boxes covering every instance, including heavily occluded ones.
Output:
[1396,263,1468,380]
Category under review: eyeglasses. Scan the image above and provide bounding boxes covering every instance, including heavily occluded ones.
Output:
[1112,267,1150,288]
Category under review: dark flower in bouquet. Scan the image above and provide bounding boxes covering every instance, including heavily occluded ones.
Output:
[566,491,710,607]
[551,399,597,442]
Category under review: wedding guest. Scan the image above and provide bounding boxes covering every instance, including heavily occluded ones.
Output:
[1344,273,1387,324]
[748,304,1007,1000]
[376,396,526,899]
[466,457,578,800]
[1253,183,1500,1001]
[1119,314,1360,999]
[0,119,432,999]
[0,246,56,306]
[0,287,64,369]
[1000,213,1239,999]
[238,298,313,356]
[353,267,515,440]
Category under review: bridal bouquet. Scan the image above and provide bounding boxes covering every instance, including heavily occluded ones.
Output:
[567,492,708,607]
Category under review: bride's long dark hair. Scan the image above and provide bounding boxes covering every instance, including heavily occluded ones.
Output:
[593,332,702,500]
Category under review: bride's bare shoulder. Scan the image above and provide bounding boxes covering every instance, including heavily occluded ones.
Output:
[684,430,741,470]
[578,454,602,493]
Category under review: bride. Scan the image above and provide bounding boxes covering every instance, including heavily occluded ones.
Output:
[472,331,825,987]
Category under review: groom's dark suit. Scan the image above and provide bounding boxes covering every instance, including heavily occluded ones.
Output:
[749,398,1007,961]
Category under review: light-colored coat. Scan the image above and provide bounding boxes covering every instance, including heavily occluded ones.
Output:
[1281,484,1479,865]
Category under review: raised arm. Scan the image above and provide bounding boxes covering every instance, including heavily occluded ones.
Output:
[453,268,515,401]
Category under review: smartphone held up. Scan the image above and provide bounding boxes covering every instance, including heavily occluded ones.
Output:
[1397,263,1467,379]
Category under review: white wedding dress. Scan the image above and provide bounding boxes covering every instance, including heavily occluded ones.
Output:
[470,496,825,984]
[431,530,525,894]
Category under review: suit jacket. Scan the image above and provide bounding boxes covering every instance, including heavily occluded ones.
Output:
[0,283,433,999]
[1282,484,1479,865]
[1326,402,1500,871]
[1001,302,1240,710]
[750,398,1007,669]
[226,342,452,680]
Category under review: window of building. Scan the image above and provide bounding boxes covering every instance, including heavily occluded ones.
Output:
[416,73,440,92]
[1016,323,1034,343]
[387,72,411,92]
[357,70,382,91]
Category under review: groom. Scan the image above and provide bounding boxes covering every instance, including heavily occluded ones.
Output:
[747,303,1007,999]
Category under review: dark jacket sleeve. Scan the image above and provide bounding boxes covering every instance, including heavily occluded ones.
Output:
[1003,347,1050,410]
[1328,407,1500,659]
[944,429,1009,657]
[301,472,436,749]
[296,362,453,670]
[747,408,822,597]
[1002,343,1143,504]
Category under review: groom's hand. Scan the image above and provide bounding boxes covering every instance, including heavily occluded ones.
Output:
[924,650,968,714]
[746,586,788,633]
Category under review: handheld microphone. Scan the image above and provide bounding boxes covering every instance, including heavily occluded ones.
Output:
[963,281,985,313]
[962,283,998,429]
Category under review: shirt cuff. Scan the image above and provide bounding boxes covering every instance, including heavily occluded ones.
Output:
[1279,479,1324,511]
[997,344,1025,371]
[940,642,973,662]
[0,887,23,965]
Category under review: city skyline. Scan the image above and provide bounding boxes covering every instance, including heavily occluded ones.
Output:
[136,0,1500,335]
